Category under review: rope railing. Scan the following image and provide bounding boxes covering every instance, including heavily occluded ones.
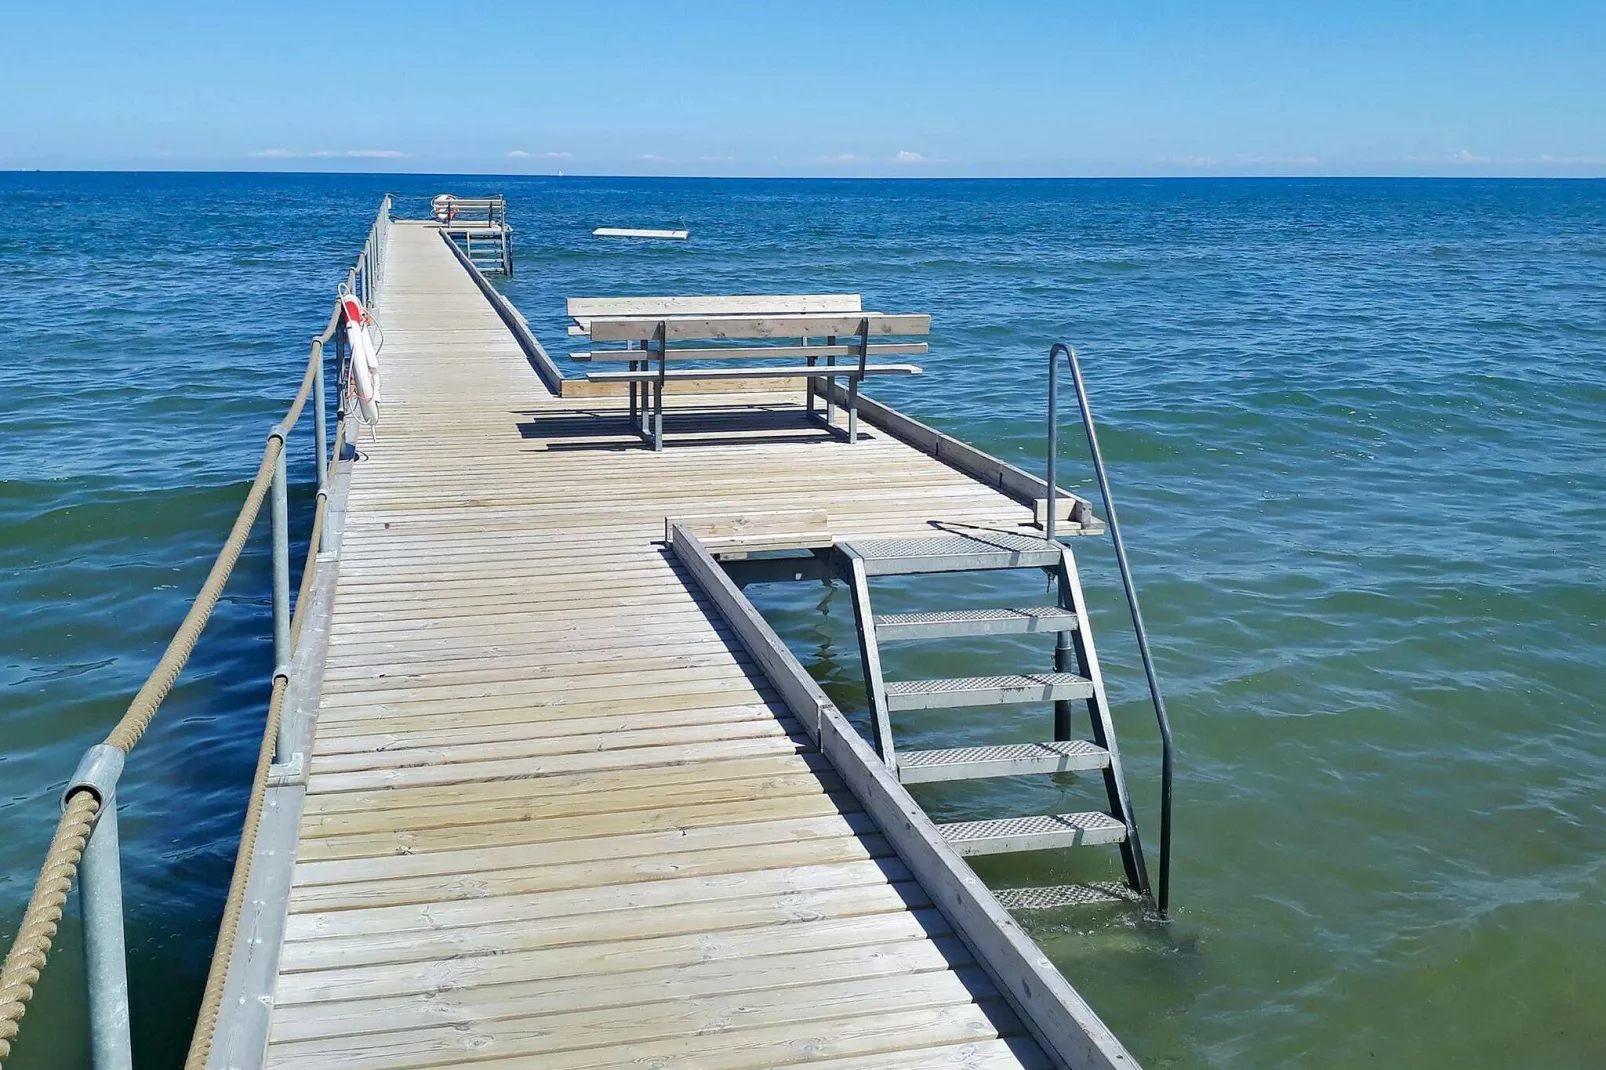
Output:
[185,413,346,1070]
[0,195,390,1070]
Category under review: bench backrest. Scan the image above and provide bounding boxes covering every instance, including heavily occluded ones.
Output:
[568,294,861,334]
[589,312,930,343]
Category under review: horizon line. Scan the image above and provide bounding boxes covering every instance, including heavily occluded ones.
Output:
[3,167,1603,182]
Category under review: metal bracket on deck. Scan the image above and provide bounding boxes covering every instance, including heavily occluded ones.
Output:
[267,751,306,787]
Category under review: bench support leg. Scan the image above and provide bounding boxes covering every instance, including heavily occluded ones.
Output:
[653,380,665,452]
[824,340,837,427]
[650,322,667,452]
[847,319,871,445]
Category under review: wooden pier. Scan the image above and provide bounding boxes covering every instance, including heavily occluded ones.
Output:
[210,219,1143,1070]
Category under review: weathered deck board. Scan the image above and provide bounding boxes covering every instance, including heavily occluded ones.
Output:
[263,223,1055,1067]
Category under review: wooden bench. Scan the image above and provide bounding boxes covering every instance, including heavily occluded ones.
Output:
[566,293,865,336]
[565,295,928,451]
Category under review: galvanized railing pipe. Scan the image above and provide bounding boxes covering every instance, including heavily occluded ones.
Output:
[66,746,130,1070]
[313,342,328,491]
[267,427,292,761]
[1047,342,1176,918]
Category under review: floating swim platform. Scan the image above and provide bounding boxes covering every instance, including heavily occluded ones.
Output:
[593,226,690,240]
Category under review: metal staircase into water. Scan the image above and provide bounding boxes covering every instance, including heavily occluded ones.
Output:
[438,195,514,275]
[833,340,1179,916]
[836,530,1152,901]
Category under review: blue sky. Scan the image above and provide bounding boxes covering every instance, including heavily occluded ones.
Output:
[3,0,1602,177]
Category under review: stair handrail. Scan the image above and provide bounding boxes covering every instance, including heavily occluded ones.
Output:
[1046,342,1175,918]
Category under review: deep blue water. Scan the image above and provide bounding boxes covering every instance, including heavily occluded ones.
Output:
[2,172,1604,1068]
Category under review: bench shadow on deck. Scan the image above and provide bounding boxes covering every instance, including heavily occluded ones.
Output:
[516,402,842,451]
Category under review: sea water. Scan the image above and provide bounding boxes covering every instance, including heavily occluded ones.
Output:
[1,173,1603,1068]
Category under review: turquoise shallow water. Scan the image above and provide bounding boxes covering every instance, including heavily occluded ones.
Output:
[2,173,1604,1068]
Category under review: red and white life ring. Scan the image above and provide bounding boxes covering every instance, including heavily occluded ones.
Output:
[339,292,381,426]
[431,194,459,223]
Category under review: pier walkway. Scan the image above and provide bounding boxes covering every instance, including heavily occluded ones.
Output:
[266,222,1077,1068]
[0,203,1149,1070]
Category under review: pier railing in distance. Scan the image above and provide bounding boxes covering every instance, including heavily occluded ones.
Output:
[436,195,513,275]
[1047,342,1176,919]
[0,196,392,1070]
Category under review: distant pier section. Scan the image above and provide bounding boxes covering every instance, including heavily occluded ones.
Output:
[432,193,513,274]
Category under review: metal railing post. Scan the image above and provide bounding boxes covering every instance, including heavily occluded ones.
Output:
[1045,352,1076,739]
[1050,341,1175,918]
[313,342,328,491]
[1046,351,1059,544]
[67,745,133,1070]
[268,426,292,759]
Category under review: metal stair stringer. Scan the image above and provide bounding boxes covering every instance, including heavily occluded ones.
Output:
[1053,540,1152,900]
[842,546,897,766]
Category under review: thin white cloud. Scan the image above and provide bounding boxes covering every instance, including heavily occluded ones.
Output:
[506,150,531,158]
[893,150,927,163]
[250,148,407,159]
[1168,155,1219,168]
[1237,154,1320,166]
[1538,154,1606,166]
[699,155,736,162]
[813,153,865,164]
[508,150,572,159]
[1403,149,1492,165]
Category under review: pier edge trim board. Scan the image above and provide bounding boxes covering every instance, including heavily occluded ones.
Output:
[669,522,1140,1070]
[441,229,565,395]
[442,229,1103,536]
[207,413,360,1070]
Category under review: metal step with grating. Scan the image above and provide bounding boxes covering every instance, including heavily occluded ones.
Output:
[841,532,1064,576]
[992,882,1144,911]
[897,740,1109,784]
[938,811,1128,857]
[875,605,1079,641]
[885,672,1093,712]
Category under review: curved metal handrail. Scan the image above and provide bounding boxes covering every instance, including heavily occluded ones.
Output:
[1046,342,1175,919]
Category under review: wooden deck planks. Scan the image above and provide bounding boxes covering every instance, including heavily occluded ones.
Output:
[264,223,1052,1068]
